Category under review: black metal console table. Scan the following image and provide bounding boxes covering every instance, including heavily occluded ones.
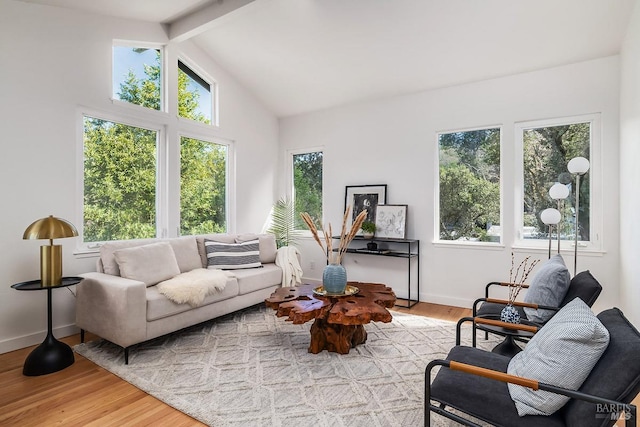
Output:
[332,236,420,308]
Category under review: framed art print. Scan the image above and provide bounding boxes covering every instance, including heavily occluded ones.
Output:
[375,204,407,238]
[344,184,387,228]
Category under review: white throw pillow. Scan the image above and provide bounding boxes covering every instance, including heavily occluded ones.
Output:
[114,242,181,286]
[507,297,610,416]
[523,254,571,323]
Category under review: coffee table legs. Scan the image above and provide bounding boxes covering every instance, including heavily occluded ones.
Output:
[309,318,367,354]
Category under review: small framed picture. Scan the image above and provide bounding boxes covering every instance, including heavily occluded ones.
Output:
[375,204,407,239]
[344,184,387,228]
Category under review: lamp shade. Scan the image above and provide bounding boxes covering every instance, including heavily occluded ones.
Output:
[567,157,590,175]
[23,215,78,240]
[540,208,561,225]
[549,183,570,200]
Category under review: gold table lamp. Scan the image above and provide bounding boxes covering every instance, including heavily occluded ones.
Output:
[23,215,78,286]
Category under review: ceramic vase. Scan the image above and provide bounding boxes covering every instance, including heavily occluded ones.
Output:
[322,263,347,294]
[500,304,521,324]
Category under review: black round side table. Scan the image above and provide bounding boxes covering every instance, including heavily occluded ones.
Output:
[11,277,83,376]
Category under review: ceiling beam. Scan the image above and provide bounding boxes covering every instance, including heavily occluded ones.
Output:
[168,0,257,42]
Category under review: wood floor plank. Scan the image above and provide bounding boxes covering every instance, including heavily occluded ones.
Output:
[0,301,636,426]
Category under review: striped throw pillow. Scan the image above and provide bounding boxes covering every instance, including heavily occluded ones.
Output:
[204,239,262,270]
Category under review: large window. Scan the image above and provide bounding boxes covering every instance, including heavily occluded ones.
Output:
[112,45,162,111]
[519,118,593,244]
[83,116,158,242]
[178,60,213,125]
[180,136,227,235]
[81,43,228,247]
[292,150,323,229]
[438,128,501,242]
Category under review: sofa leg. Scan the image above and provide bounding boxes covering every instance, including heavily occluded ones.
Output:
[80,329,85,343]
[124,347,129,365]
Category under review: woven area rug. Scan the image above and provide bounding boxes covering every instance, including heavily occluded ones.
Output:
[74,304,499,426]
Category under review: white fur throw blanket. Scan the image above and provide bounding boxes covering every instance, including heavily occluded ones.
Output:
[275,246,303,287]
[157,268,233,307]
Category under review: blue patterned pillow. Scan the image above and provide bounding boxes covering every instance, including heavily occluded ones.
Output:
[507,298,610,416]
[204,239,262,270]
[523,254,570,323]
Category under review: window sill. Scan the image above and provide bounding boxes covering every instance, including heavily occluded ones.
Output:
[432,240,505,250]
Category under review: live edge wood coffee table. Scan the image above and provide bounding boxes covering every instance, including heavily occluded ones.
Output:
[265,282,396,354]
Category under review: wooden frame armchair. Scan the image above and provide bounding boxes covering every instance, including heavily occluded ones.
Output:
[426,307,640,427]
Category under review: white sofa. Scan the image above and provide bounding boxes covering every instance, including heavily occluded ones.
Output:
[76,233,282,363]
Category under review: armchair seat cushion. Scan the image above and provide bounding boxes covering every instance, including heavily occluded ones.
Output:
[431,346,565,427]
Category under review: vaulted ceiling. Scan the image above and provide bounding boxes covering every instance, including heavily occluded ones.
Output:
[18,0,637,117]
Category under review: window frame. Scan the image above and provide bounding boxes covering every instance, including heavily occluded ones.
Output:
[111,41,166,113]
[286,147,324,232]
[513,113,602,251]
[434,125,504,247]
[177,55,218,127]
[177,131,234,236]
[76,43,228,254]
[76,108,167,250]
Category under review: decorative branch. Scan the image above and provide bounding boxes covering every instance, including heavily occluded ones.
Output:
[507,252,540,304]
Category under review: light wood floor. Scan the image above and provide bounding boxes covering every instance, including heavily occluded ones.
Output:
[0,302,636,426]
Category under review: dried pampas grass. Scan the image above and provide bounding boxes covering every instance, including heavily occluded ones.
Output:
[301,206,367,264]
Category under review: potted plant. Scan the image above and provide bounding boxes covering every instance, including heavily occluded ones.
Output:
[266,197,302,248]
[361,221,376,239]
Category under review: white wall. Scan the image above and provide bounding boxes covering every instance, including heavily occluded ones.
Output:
[0,0,279,353]
[281,57,621,313]
[619,3,640,327]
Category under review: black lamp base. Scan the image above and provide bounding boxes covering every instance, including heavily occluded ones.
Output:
[23,333,74,376]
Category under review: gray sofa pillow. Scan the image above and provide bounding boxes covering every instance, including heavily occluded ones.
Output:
[114,242,181,286]
[523,254,570,323]
[508,297,610,416]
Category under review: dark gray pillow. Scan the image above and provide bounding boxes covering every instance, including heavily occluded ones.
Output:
[523,254,570,323]
[508,298,610,416]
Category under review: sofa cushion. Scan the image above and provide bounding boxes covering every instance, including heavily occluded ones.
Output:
[233,263,283,295]
[523,254,571,323]
[114,242,181,287]
[167,236,202,273]
[507,298,610,416]
[236,233,278,263]
[100,237,201,275]
[196,234,237,267]
[100,238,157,276]
[205,239,262,270]
[147,277,239,321]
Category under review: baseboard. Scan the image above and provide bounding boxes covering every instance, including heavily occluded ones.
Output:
[0,324,80,355]
[421,292,473,309]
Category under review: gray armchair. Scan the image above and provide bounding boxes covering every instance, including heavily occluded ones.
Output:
[425,307,640,426]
